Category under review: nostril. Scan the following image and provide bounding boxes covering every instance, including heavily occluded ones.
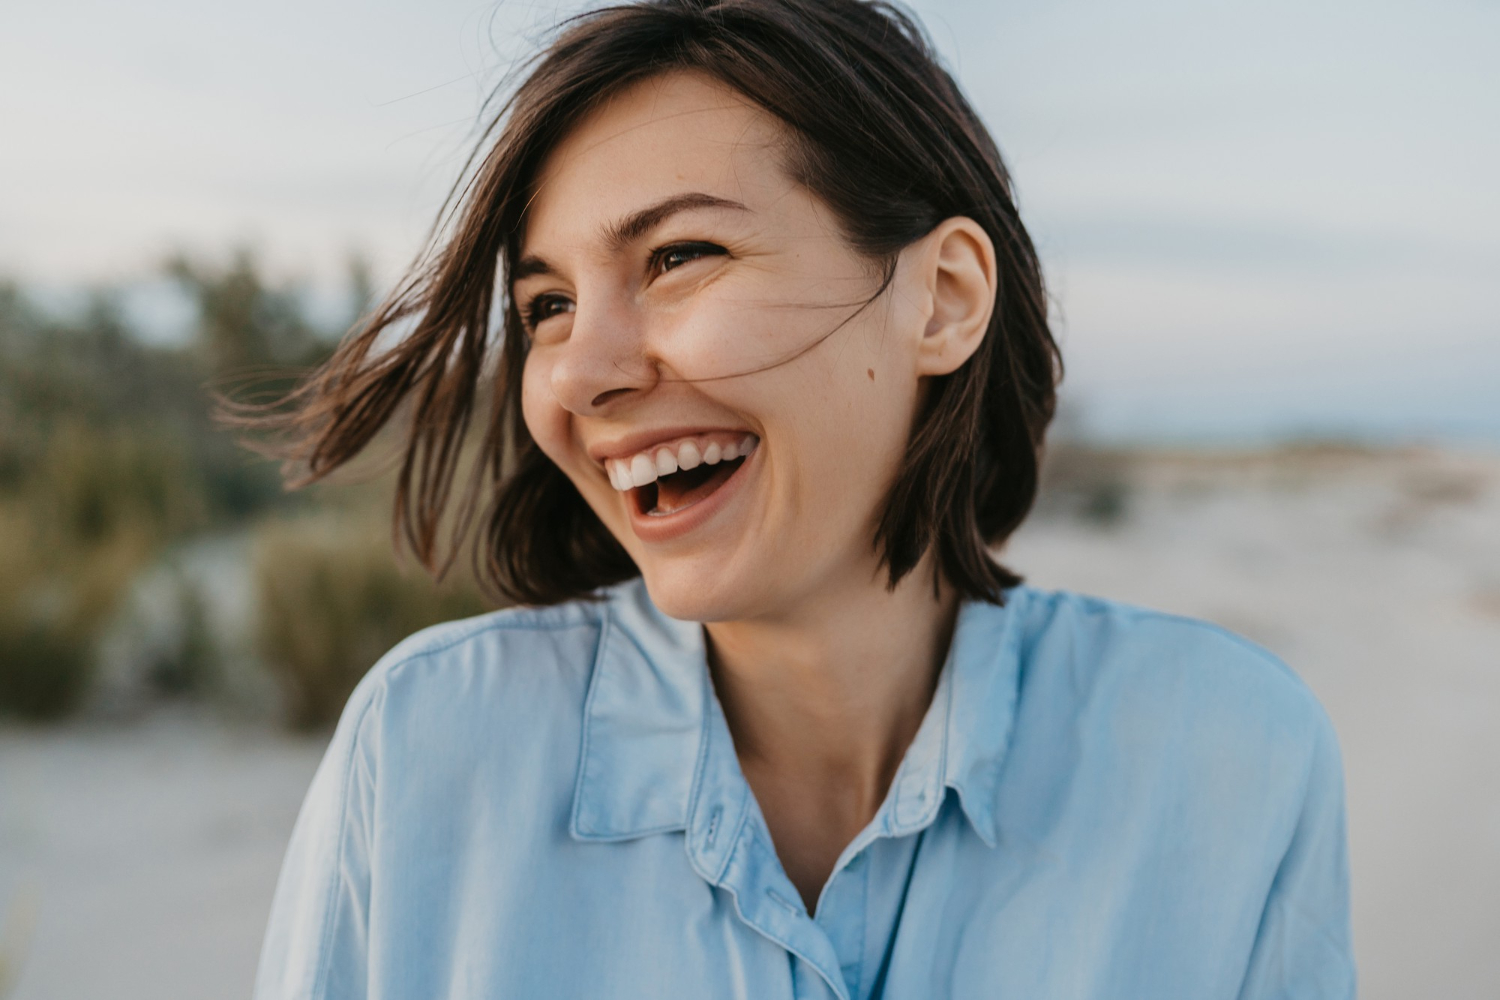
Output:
[590,388,633,408]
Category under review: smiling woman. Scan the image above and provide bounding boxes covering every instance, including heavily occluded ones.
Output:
[247,2,1355,998]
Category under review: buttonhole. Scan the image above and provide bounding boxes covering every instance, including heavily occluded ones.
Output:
[703,805,723,850]
[766,888,802,915]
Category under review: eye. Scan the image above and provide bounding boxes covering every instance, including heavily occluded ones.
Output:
[650,241,726,276]
[523,293,574,332]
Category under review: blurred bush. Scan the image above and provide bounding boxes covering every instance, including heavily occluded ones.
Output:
[0,252,356,721]
[0,499,147,720]
[1034,441,1136,528]
[0,251,496,727]
[253,512,490,730]
[144,568,219,698]
[0,418,208,719]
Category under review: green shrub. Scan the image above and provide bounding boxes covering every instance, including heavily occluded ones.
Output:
[0,421,206,720]
[0,505,146,721]
[253,515,492,730]
[36,421,209,547]
[0,620,93,721]
[0,254,364,722]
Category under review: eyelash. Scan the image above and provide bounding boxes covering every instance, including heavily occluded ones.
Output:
[649,240,726,275]
[524,294,571,332]
[521,241,728,333]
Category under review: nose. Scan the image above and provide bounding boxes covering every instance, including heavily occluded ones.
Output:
[546,297,659,415]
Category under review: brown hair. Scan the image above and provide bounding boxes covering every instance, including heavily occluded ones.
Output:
[242,0,1061,606]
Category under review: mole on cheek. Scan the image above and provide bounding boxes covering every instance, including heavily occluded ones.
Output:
[867,368,875,381]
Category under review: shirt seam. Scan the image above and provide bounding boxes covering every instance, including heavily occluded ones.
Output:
[309,681,383,1000]
[1060,592,1301,682]
[384,610,603,669]
[1231,694,1332,995]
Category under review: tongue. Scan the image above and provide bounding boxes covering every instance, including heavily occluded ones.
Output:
[652,457,743,515]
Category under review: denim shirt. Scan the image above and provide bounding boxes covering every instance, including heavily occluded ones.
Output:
[253,579,1355,999]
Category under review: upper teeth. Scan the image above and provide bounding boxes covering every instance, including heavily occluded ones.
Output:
[605,434,759,492]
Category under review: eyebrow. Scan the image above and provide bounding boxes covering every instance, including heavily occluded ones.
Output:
[512,192,750,281]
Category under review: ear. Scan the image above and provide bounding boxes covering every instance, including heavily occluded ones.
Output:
[911,217,997,377]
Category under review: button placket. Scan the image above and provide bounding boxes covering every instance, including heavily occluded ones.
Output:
[717,813,854,1000]
[814,848,868,999]
[687,670,853,1000]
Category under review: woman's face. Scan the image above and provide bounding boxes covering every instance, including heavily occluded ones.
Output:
[516,71,950,623]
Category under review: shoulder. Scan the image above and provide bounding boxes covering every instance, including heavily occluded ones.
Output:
[255,594,637,999]
[1009,586,1338,786]
[1014,586,1326,722]
[370,598,605,682]
[331,592,620,765]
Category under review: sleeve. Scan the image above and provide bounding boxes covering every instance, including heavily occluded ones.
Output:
[1235,709,1357,1000]
[252,678,383,1000]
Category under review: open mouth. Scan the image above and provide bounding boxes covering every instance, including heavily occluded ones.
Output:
[603,432,758,520]
[636,455,746,517]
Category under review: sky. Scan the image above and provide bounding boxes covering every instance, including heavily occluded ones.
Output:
[2,0,1496,445]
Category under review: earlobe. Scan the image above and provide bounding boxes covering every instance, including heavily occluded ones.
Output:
[915,217,997,377]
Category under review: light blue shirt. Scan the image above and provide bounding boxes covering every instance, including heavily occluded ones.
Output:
[254,580,1355,999]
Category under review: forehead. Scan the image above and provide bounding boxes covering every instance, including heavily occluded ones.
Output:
[523,71,792,251]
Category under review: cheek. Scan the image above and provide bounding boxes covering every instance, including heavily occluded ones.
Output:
[655,280,856,382]
[519,354,571,464]
[785,339,920,501]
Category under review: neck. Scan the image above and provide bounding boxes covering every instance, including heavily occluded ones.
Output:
[703,553,960,819]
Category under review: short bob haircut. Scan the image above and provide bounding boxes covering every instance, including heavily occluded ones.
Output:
[251,0,1061,607]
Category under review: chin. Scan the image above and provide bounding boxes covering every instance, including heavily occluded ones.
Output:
[634,558,762,624]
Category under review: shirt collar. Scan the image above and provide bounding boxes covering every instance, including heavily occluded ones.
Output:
[569,578,1029,849]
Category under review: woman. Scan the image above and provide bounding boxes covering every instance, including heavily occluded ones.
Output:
[253,1,1355,997]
